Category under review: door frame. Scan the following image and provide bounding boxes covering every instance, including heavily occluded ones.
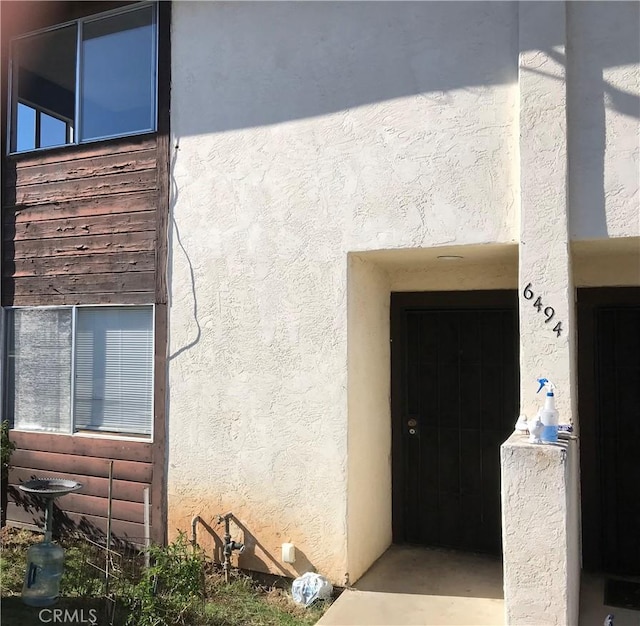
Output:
[577,286,640,572]
[390,290,519,544]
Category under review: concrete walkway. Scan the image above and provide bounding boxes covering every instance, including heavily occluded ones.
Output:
[316,547,640,626]
[317,546,504,626]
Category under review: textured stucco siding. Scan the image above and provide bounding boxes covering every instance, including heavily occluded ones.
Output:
[346,256,392,584]
[167,0,637,598]
[501,434,580,626]
[573,238,640,287]
[168,1,518,582]
[567,1,640,240]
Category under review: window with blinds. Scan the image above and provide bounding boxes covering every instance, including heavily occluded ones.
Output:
[5,306,153,437]
[74,308,153,435]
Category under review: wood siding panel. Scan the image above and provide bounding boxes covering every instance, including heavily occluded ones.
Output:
[6,503,146,544]
[5,252,156,278]
[11,450,152,483]
[7,430,154,541]
[5,148,157,187]
[9,170,158,207]
[5,211,156,242]
[9,292,153,306]
[62,511,147,544]
[5,271,155,298]
[4,192,157,224]
[9,491,149,526]
[4,232,156,260]
[4,135,157,169]
[11,468,149,504]
[9,431,153,462]
[2,136,159,307]
[57,493,147,525]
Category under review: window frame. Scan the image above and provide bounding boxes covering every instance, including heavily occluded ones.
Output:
[3,303,155,442]
[16,99,75,150]
[6,1,158,156]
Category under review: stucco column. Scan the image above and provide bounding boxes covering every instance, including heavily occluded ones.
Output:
[502,2,580,625]
[518,1,576,421]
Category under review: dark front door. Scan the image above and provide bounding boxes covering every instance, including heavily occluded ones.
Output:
[579,288,640,576]
[391,291,519,555]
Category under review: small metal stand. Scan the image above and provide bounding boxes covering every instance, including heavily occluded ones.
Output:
[18,478,83,607]
[19,479,83,540]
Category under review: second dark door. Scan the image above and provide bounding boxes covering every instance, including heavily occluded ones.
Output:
[579,288,640,576]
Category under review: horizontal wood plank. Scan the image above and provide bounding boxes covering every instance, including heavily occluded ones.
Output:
[6,135,157,168]
[62,511,148,544]
[6,149,157,188]
[58,493,147,525]
[5,502,147,544]
[10,170,158,206]
[11,450,153,483]
[5,211,156,242]
[5,231,155,260]
[4,252,156,278]
[5,292,154,306]
[9,431,153,463]
[4,192,158,223]
[10,468,151,504]
[5,271,155,298]
[7,489,146,525]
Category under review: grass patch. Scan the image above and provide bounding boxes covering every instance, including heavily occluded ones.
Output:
[1,527,331,626]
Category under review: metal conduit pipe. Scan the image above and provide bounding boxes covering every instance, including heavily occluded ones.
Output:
[216,512,245,583]
[190,515,204,554]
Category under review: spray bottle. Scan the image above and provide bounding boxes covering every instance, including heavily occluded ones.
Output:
[537,378,559,443]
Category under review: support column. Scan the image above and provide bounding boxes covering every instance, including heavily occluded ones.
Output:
[502,2,581,624]
[518,1,576,421]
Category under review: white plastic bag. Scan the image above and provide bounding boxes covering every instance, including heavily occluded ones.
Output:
[291,572,333,606]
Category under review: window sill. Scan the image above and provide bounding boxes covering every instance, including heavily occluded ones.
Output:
[10,428,153,444]
[6,129,157,161]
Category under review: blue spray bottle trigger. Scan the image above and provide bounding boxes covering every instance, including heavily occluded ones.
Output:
[537,378,549,394]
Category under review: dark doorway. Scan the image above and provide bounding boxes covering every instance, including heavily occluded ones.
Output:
[578,287,640,576]
[391,291,519,555]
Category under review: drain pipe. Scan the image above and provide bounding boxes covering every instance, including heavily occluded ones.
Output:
[216,512,245,583]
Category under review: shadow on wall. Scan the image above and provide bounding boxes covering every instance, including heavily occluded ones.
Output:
[165,1,640,355]
[566,1,640,240]
[193,513,316,578]
[174,2,518,136]
[172,1,639,138]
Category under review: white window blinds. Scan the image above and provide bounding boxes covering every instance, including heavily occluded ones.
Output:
[9,309,72,432]
[73,307,153,436]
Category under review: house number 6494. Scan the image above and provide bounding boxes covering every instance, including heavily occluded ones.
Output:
[523,283,563,337]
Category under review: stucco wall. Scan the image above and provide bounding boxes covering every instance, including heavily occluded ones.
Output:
[518,1,576,425]
[346,256,391,584]
[501,434,580,626]
[573,238,640,287]
[168,1,519,582]
[567,1,640,240]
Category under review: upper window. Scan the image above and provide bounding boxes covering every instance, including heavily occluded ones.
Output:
[9,3,157,154]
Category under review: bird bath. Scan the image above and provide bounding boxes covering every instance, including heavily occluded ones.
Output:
[19,478,82,606]
[19,479,83,540]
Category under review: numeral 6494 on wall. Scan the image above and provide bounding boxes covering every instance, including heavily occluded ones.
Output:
[523,283,563,337]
